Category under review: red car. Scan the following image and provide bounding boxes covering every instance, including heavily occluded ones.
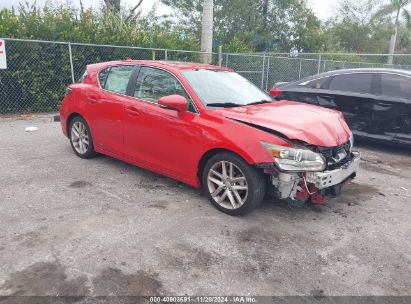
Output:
[60,60,360,215]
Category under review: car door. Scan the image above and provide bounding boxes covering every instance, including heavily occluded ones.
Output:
[372,73,411,140]
[321,73,377,133]
[86,65,135,157]
[122,66,201,182]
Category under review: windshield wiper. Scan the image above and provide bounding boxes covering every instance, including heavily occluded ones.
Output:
[247,100,273,106]
[207,102,243,108]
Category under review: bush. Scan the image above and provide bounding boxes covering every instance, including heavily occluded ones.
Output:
[0,2,200,113]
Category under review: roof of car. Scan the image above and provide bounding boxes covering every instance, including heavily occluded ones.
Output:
[298,68,411,81]
[87,60,231,72]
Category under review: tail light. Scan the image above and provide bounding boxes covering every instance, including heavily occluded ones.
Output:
[269,88,282,97]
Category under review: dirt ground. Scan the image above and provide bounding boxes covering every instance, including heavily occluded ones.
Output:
[0,114,410,297]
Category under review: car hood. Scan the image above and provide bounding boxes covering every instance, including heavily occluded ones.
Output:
[218,100,351,147]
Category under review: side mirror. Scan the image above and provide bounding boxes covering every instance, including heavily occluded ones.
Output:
[158,95,187,112]
[269,88,282,97]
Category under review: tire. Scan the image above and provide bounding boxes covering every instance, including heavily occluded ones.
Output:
[68,116,97,159]
[202,152,266,216]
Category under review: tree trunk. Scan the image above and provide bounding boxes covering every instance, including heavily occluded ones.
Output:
[387,9,400,65]
[201,0,214,64]
[104,0,121,13]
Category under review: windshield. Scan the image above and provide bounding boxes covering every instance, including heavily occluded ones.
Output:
[181,70,272,108]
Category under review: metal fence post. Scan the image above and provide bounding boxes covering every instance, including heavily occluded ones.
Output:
[265,56,270,91]
[4,37,411,115]
[68,42,75,83]
[218,45,223,66]
[261,53,266,89]
[317,54,322,75]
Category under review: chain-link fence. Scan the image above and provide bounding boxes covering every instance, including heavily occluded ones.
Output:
[1,37,411,114]
[0,38,215,114]
[225,52,411,92]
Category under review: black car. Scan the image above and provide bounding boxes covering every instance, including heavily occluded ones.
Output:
[270,68,411,147]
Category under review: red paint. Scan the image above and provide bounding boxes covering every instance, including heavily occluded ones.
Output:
[294,181,310,202]
[158,95,188,112]
[60,60,352,188]
[218,101,350,147]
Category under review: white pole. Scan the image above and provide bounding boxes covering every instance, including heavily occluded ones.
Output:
[68,42,75,83]
[200,0,214,64]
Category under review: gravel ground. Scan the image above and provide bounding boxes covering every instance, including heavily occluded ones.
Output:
[0,114,410,297]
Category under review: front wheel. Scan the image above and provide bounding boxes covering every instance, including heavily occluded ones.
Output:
[202,152,266,216]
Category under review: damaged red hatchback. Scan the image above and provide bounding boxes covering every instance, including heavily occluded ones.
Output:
[60,60,360,215]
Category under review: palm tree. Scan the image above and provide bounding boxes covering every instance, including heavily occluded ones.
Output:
[200,0,214,64]
[375,0,411,64]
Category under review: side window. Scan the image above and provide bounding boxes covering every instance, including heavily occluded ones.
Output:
[134,67,196,112]
[103,65,134,95]
[305,77,330,89]
[329,73,373,94]
[381,74,411,99]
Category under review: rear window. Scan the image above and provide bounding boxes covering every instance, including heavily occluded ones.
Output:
[329,73,373,94]
[381,74,411,99]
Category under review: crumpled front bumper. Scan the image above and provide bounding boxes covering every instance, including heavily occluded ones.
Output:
[306,151,361,190]
[263,151,361,204]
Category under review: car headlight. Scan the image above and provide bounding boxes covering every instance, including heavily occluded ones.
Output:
[261,142,326,172]
[349,132,354,151]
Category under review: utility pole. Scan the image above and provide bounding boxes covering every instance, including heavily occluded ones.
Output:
[200,0,214,64]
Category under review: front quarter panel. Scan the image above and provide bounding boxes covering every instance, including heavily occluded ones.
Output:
[191,111,289,172]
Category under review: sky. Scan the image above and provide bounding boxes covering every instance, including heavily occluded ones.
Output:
[0,0,337,20]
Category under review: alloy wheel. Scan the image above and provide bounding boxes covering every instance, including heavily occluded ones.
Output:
[207,160,249,210]
[71,121,89,155]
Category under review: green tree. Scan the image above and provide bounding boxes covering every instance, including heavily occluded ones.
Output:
[374,0,411,63]
[0,1,200,113]
[322,0,411,56]
[160,0,322,52]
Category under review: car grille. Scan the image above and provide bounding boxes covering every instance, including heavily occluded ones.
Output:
[320,141,352,170]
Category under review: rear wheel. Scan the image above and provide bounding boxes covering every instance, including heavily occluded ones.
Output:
[69,116,97,159]
[202,152,266,216]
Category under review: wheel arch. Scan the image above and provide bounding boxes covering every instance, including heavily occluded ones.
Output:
[197,148,255,187]
[66,112,82,136]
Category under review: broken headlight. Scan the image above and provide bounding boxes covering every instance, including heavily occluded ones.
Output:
[261,142,326,172]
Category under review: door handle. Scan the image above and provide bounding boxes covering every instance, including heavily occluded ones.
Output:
[125,106,141,116]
